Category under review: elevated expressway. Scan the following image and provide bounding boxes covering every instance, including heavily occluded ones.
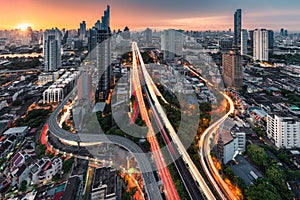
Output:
[47,75,163,200]
[131,42,180,200]
[132,42,215,200]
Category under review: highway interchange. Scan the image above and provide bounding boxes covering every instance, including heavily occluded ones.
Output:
[47,84,163,200]
[47,42,237,200]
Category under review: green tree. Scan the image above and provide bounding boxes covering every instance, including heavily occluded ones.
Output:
[62,122,71,131]
[52,173,61,182]
[38,144,47,157]
[266,164,294,199]
[62,157,74,174]
[246,144,268,170]
[266,165,285,184]
[19,180,28,192]
[245,180,281,200]
[254,126,263,138]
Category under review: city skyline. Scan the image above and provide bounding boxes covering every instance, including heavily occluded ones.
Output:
[1,0,300,31]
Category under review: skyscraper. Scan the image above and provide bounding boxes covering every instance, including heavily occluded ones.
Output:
[222,49,243,89]
[161,29,183,60]
[253,29,269,61]
[43,28,62,72]
[241,29,248,55]
[101,5,110,31]
[144,28,153,44]
[78,69,93,102]
[234,9,242,48]
[87,5,111,101]
[280,28,284,36]
[79,21,86,40]
[122,26,130,40]
[95,30,111,101]
[94,20,101,30]
[268,30,274,54]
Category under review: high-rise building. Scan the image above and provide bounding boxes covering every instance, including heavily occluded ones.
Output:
[94,20,101,30]
[248,30,254,47]
[241,29,248,55]
[122,26,130,40]
[161,29,183,60]
[280,28,284,36]
[88,5,111,101]
[62,30,68,45]
[78,69,93,102]
[268,30,274,54]
[253,29,269,61]
[234,9,242,48]
[43,28,62,72]
[267,112,300,149]
[102,5,110,31]
[79,21,86,40]
[222,49,243,89]
[144,28,153,43]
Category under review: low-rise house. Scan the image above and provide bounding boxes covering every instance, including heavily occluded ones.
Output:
[0,135,17,157]
[29,157,62,185]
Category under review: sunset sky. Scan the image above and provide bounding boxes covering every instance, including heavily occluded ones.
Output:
[1,0,300,32]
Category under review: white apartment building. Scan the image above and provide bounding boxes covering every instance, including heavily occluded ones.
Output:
[42,71,79,103]
[217,119,246,164]
[267,112,300,148]
[253,29,269,61]
[241,29,248,55]
[43,87,64,103]
[161,29,183,60]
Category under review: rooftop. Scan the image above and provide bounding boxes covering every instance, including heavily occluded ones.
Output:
[93,102,106,112]
[92,167,116,197]
[3,126,28,135]
[219,118,236,145]
[62,176,80,200]
[230,155,262,185]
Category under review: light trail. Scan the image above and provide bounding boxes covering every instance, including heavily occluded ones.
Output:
[183,62,238,199]
[133,42,216,200]
[131,43,180,200]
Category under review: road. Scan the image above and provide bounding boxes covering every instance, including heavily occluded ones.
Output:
[198,92,237,200]
[185,64,238,199]
[131,42,180,200]
[133,42,216,200]
[186,64,238,199]
[146,85,206,200]
[47,78,163,200]
[133,42,207,199]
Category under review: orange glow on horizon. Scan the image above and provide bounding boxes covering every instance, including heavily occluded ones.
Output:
[0,1,231,31]
[0,1,297,32]
[17,23,30,31]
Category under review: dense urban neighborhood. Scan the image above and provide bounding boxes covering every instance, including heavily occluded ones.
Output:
[0,2,300,200]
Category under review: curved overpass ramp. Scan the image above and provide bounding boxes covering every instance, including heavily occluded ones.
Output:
[47,90,162,200]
